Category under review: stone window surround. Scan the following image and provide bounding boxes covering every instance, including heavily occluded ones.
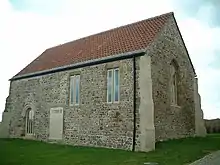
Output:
[25,108,34,136]
[106,66,120,104]
[69,71,81,106]
[170,59,180,108]
[20,104,35,139]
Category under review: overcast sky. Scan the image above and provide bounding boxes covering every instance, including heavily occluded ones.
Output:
[0,0,219,120]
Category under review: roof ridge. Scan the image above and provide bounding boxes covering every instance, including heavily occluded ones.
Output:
[140,11,173,23]
[48,12,174,50]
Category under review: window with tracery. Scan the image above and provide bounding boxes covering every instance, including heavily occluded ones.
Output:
[26,108,34,135]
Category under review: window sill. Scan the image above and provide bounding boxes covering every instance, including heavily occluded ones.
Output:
[171,104,181,109]
[69,104,80,107]
[107,101,120,104]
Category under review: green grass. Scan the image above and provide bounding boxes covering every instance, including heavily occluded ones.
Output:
[0,134,220,165]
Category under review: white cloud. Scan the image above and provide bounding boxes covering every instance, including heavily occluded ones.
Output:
[0,0,219,120]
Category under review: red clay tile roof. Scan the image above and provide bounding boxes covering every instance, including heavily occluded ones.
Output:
[16,12,173,77]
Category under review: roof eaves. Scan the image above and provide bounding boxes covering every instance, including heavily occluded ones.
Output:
[10,48,147,81]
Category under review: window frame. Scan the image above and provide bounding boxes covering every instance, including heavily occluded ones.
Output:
[173,72,178,104]
[69,74,80,106]
[107,69,113,103]
[75,75,80,105]
[170,60,179,106]
[25,108,34,136]
[113,68,120,103]
[107,68,120,103]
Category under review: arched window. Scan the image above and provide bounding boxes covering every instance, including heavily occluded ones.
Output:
[25,108,34,135]
[170,60,179,105]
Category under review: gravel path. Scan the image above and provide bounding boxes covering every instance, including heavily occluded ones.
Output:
[190,150,220,165]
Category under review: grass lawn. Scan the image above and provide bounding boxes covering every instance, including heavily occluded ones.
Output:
[0,134,220,165]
